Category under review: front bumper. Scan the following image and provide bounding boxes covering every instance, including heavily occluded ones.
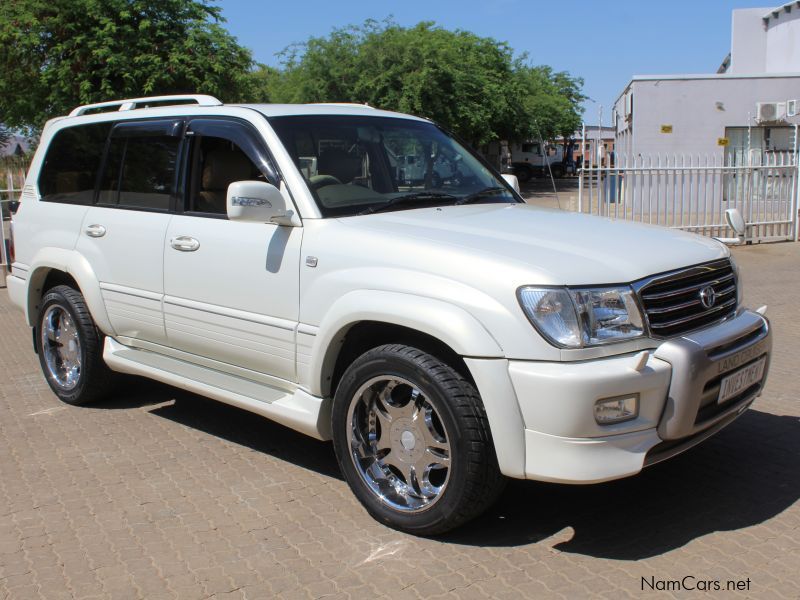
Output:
[505,309,771,483]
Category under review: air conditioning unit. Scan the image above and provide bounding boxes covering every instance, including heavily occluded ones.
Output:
[756,101,787,122]
[788,99,798,117]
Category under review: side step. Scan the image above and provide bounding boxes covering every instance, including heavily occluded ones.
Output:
[103,337,331,440]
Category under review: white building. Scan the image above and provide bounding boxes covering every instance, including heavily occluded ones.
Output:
[614,3,800,158]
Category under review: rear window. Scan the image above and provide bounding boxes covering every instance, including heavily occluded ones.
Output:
[98,135,179,210]
[38,123,111,204]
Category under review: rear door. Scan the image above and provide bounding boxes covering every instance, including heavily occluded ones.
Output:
[162,117,302,382]
[75,119,182,344]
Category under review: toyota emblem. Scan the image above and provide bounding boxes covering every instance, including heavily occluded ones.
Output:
[699,285,717,309]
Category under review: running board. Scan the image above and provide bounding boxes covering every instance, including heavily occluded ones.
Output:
[103,337,331,440]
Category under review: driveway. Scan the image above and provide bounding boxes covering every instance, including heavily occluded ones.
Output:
[0,242,798,599]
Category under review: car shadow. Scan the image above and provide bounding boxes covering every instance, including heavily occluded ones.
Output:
[92,381,799,559]
[93,378,342,479]
[442,409,800,559]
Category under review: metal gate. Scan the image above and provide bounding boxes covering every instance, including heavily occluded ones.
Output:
[577,130,799,244]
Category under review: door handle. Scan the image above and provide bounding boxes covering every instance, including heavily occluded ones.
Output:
[170,236,200,252]
[84,224,106,238]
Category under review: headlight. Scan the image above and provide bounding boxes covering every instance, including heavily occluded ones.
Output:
[519,286,644,348]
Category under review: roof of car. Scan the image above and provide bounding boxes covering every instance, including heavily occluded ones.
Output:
[234,103,429,121]
[57,97,431,128]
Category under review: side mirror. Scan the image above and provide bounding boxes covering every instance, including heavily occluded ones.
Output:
[501,173,521,194]
[226,181,296,226]
[725,208,746,240]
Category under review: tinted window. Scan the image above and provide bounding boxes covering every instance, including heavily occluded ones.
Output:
[98,135,179,210]
[38,123,110,204]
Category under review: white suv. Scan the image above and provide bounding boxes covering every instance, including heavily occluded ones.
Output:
[7,95,772,534]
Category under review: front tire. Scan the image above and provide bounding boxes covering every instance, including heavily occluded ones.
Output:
[36,285,116,405]
[515,166,532,183]
[332,344,505,535]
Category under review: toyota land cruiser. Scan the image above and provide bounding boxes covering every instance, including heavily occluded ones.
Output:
[6,95,772,534]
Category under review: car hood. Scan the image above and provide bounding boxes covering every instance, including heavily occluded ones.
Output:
[336,203,728,285]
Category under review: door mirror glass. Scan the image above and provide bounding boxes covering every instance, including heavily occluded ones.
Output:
[226,180,290,224]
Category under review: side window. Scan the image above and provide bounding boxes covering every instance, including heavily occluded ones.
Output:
[186,136,262,215]
[98,124,181,210]
[184,119,273,215]
[38,123,110,204]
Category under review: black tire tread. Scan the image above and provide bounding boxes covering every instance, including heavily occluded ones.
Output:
[334,343,506,535]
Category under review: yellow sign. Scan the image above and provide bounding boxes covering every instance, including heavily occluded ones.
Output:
[660,125,673,134]
[717,137,730,146]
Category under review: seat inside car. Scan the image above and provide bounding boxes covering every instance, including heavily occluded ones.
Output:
[197,148,254,213]
[317,147,362,184]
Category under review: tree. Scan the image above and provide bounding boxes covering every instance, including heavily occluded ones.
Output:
[271,20,584,147]
[0,0,255,129]
[0,126,10,151]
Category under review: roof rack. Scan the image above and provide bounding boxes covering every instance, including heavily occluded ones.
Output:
[309,102,375,109]
[69,94,223,117]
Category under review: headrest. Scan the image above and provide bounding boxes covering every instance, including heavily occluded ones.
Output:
[318,148,362,184]
[202,149,253,190]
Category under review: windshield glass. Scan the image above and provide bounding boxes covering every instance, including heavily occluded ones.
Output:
[268,115,519,217]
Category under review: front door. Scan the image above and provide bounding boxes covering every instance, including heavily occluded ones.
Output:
[162,118,302,383]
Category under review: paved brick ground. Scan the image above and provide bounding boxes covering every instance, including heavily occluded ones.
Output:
[1,243,798,599]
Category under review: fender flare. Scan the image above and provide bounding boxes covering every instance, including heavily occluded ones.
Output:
[309,290,504,398]
[308,290,527,477]
[26,248,116,335]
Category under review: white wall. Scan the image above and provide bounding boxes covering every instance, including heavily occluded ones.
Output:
[765,9,800,72]
[615,76,800,156]
[730,5,800,74]
[730,8,770,74]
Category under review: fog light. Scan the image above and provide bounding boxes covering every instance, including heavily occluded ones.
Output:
[595,394,639,424]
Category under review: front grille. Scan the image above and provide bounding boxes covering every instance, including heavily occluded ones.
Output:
[637,259,737,338]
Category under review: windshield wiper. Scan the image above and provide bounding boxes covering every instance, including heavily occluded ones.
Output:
[453,186,508,205]
[358,191,458,215]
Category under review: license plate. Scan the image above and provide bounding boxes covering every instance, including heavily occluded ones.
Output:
[718,357,766,404]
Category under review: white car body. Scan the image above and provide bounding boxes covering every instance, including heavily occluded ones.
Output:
[7,97,772,490]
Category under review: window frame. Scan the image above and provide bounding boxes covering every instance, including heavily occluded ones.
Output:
[178,117,281,219]
[94,118,185,214]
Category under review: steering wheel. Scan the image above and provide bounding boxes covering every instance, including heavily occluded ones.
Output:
[309,175,342,190]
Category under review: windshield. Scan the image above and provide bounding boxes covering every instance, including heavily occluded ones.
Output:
[268,115,520,217]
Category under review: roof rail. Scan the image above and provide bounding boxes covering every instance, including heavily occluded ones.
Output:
[309,102,375,109]
[69,94,223,117]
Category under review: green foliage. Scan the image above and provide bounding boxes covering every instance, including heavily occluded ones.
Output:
[269,19,584,145]
[0,0,255,129]
[0,126,10,150]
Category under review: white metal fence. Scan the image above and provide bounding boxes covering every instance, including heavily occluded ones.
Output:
[1,159,28,272]
[577,137,800,244]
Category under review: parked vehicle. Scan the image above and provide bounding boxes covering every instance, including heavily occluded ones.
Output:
[508,141,568,181]
[6,95,772,535]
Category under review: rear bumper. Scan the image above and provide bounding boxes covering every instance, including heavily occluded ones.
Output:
[495,309,771,483]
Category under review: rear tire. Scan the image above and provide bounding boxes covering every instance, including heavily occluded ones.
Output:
[332,344,506,535]
[36,285,117,405]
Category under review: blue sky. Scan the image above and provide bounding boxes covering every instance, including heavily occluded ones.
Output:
[219,0,770,123]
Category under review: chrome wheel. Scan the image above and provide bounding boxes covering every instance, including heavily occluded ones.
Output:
[347,376,451,512]
[41,305,82,390]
